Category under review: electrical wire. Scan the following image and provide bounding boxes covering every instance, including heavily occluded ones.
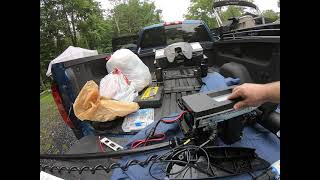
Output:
[97,136,105,152]
[148,144,211,179]
[131,133,165,149]
[164,148,192,175]
[182,166,191,178]
[40,142,170,160]
[134,111,187,148]
[42,142,260,179]
[151,111,186,134]
[161,111,186,123]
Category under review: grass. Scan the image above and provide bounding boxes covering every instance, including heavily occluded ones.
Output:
[40,91,77,154]
[40,92,61,153]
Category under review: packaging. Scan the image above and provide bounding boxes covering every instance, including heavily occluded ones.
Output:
[99,68,138,102]
[106,49,152,92]
[122,108,154,132]
[73,80,139,122]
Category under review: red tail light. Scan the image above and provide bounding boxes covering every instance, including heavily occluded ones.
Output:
[164,22,172,26]
[51,84,75,128]
[164,21,182,26]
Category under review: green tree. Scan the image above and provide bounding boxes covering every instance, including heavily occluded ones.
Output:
[184,0,217,29]
[220,6,242,22]
[40,0,112,91]
[108,0,162,36]
[40,0,162,91]
[184,0,243,29]
[262,9,279,22]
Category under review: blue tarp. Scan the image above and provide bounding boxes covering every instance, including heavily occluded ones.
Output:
[111,72,280,180]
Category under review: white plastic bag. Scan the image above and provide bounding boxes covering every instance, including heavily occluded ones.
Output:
[106,49,152,92]
[46,46,98,77]
[99,68,138,102]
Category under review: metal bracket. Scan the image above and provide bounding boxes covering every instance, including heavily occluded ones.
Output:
[100,137,124,151]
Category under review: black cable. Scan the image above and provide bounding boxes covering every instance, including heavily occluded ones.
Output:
[148,146,191,179]
[165,149,192,175]
[144,120,161,146]
[41,143,215,179]
[41,154,159,174]
[182,166,190,178]
[209,163,216,176]
[163,160,212,177]
[174,145,211,172]
[40,142,170,160]
[144,113,184,147]
[148,145,212,179]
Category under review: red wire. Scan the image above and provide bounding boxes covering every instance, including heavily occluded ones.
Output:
[131,133,166,149]
[97,136,105,152]
[130,111,187,149]
[161,111,186,123]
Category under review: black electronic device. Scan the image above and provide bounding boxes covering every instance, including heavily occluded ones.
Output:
[135,85,163,108]
[181,86,257,144]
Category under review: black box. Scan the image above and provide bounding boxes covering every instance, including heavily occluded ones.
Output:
[135,86,163,108]
[218,116,244,145]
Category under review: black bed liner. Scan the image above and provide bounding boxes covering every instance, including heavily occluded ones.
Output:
[97,67,213,134]
[56,54,218,134]
[153,68,203,120]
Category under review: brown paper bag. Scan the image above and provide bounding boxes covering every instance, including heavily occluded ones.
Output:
[73,80,139,122]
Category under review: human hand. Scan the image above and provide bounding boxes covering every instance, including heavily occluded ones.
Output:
[228,83,268,110]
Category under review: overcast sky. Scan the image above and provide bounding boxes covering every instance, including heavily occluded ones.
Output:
[97,0,280,22]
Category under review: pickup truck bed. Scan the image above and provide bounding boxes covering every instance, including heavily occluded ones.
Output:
[51,54,218,136]
[52,32,279,139]
[49,61,219,180]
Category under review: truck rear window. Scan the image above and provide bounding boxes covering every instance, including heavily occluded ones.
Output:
[140,23,211,49]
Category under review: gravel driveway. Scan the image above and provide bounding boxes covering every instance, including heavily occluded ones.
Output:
[40,92,77,154]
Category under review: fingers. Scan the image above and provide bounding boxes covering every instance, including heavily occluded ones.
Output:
[229,85,251,109]
[232,85,241,92]
[233,101,247,110]
[228,88,242,100]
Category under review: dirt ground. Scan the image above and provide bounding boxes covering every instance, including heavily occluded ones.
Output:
[40,91,77,154]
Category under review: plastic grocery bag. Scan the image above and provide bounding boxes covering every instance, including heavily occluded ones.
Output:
[46,46,98,77]
[73,80,139,122]
[99,68,138,102]
[106,49,152,92]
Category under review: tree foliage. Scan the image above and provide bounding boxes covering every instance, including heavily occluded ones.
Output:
[40,0,279,91]
[184,0,244,29]
[109,0,161,36]
[183,0,277,29]
[184,0,216,29]
[40,0,162,91]
[262,9,279,22]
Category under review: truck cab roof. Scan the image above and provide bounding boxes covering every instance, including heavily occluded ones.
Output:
[137,20,215,55]
[142,20,205,30]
